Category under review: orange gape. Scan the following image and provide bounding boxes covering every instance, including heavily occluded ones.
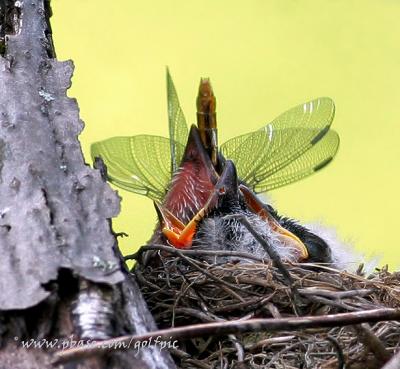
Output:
[155,199,212,249]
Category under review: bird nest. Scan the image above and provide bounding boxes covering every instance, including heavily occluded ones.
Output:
[132,245,400,369]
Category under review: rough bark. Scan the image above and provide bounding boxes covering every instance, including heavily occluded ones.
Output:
[0,1,176,368]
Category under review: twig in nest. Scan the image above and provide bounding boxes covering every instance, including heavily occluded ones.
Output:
[303,294,360,312]
[326,335,345,369]
[172,264,208,326]
[228,214,305,316]
[265,339,309,368]
[354,323,391,363]
[298,288,375,299]
[134,266,161,291]
[264,302,282,318]
[213,293,276,314]
[125,244,265,263]
[166,247,262,297]
[245,335,296,352]
[52,308,400,364]
[175,265,248,363]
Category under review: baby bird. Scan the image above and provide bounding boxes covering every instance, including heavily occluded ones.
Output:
[153,125,333,264]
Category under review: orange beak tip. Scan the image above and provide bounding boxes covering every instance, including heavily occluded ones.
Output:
[162,227,194,249]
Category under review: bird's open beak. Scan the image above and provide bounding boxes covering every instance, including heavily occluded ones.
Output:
[154,202,195,248]
[155,128,242,249]
[239,184,309,261]
[156,125,219,248]
[162,125,219,223]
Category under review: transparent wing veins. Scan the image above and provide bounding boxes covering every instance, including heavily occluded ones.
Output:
[221,97,337,192]
[166,68,189,173]
[91,135,183,201]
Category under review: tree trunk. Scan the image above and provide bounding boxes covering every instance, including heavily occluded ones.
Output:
[0,1,176,368]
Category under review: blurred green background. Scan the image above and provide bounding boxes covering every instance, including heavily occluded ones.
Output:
[52,0,400,266]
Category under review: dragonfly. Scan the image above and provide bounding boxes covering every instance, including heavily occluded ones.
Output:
[91,69,339,262]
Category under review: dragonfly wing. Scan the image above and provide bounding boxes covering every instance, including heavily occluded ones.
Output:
[91,135,181,201]
[253,129,340,192]
[166,68,189,173]
[221,97,337,192]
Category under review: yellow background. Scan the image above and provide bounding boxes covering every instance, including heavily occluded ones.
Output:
[52,1,400,266]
